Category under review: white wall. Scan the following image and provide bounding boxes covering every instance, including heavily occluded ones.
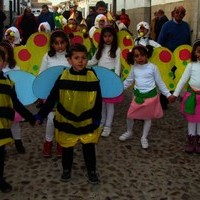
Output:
[152,0,183,6]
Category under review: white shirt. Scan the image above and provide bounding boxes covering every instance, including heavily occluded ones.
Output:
[3,65,20,73]
[39,51,70,73]
[124,62,171,97]
[173,61,200,96]
[87,45,121,76]
[134,37,161,48]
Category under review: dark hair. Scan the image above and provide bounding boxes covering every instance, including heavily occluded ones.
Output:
[127,45,153,64]
[67,43,87,58]
[0,48,5,61]
[95,1,107,9]
[0,41,16,68]
[96,26,118,60]
[191,40,200,62]
[42,4,48,9]
[48,30,70,57]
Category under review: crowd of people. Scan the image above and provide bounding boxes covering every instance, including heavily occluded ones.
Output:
[0,0,200,195]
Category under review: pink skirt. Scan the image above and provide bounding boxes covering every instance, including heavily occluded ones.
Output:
[127,95,163,120]
[14,112,23,122]
[103,93,124,104]
[180,92,200,122]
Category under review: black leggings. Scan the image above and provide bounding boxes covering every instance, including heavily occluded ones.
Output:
[0,145,5,179]
[62,143,96,172]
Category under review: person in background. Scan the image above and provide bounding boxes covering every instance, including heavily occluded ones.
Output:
[150,11,158,41]
[0,49,35,193]
[16,7,38,45]
[38,22,51,33]
[135,21,160,48]
[36,44,102,184]
[88,26,121,137]
[155,9,169,41]
[157,6,191,110]
[4,26,21,47]
[86,1,107,30]
[119,45,173,149]
[38,4,55,31]
[85,7,96,30]
[170,40,200,154]
[0,10,6,42]
[62,3,82,25]
[119,8,130,29]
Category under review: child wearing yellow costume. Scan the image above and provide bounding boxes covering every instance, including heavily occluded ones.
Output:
[36,44,102,184]
[0,49,35,193]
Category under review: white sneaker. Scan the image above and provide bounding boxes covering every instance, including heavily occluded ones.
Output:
[119,131,133,141]
[141,137,149,149]
[101,127,111,137]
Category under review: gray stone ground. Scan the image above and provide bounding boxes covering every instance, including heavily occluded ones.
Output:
[1,89,200,200]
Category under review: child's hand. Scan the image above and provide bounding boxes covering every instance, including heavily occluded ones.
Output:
[168,95,177,103]
[34,114,43,125]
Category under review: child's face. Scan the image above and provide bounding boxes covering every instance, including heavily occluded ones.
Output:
[133,49,148,65]
[52,37,68,53]
[138,26,148,37]
[5,31,15,44]
[195,46,200,61]
[96,6,106,14]
[68,51,88,72]
[103,32,114,45]
[0,47,8,62]
[0,56,6,71]
[99,20,106,29]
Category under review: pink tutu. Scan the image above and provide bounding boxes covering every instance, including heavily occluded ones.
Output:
[14,112,23,122]
[180,92,200,122]
[102,93,124,104]
[127,95,163,120]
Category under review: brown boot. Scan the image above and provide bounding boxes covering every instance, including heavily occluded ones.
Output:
[185,135,196,153]
[195,135,200,154]
[43,141,52,157]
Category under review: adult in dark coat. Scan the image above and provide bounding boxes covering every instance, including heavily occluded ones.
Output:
[16,8,38,45]
[0,10,6,42]
[38,4,55,31]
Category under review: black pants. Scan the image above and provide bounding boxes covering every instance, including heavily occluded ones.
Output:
[62,143,96,172]
[160,94,169,110]
[0,145,5,179]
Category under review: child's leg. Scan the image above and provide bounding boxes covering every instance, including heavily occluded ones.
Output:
[195,123,200,153]
[11,123,25,154]
[185,122,196,153]
[60,147,74,182]
[101,103,114,137]
[82,143,99,184]
[141,119,151,149]
[0,145,12,193]
[100,102,106,127]
[119,118,134,141]
[43,111,55,157]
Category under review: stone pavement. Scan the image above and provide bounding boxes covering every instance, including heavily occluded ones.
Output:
[1,89,200,200]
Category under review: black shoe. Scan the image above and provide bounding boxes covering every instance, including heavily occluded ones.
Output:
[0,179,12,193]
[60,170,71,182]
[15,140,26,154]
[87,171,100,184]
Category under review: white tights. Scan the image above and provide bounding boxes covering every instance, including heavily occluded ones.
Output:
[11,123,21,140]
[127,118,152,138]
[188,122,200,136]
[45,111,55,142]
[101,102,115,128]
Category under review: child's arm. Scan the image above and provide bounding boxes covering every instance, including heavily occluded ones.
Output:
[123,66,134,90]
[39,53,48,74]
[11,87,35,125]
[87,52,98,66]
[114,48,121,76]
[37,76,60,120]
